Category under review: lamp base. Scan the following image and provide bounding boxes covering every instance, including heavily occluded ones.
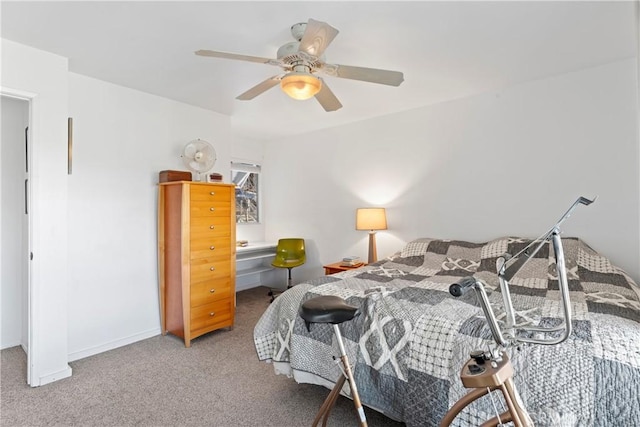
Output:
[368,232,378,264]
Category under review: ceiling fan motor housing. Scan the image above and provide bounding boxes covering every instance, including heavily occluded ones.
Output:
[277,42,326,74]
[277,42,300,60]
[290,22,307,41]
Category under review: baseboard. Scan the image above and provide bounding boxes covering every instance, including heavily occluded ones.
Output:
[0,340,22,350]
[37,365,72,386]
[236,281,261,292]
[68,327,161,362]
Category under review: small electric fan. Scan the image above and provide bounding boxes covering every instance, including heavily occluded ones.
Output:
[181,139,217,182]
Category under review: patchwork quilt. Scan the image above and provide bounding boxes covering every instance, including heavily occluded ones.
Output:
[254,237,640,426]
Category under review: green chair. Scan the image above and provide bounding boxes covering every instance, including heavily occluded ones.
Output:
[268,238,306,302]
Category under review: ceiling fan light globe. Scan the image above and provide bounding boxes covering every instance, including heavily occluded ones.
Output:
[280,72,322,100]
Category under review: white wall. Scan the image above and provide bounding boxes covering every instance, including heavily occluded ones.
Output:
[2,42,265,367]
[263,58,640,283]
[1,39,72,385]
[2,48,260,366]
[67,73,232,360]
[1,96,29,349]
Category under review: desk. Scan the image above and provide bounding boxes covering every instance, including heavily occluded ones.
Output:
[236,242,277,278]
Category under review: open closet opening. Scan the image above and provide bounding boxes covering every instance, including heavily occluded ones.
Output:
[1,95,30,356]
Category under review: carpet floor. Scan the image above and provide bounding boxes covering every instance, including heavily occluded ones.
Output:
[1,286,405,426]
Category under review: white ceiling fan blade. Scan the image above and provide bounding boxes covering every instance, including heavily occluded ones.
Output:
[314,80,342,112]
[236,75,282,100]
[325,64,404,87]
[298,19,339,58]
[195,49,274,65]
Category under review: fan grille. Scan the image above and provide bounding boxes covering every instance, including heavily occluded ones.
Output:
[181,139,217,176]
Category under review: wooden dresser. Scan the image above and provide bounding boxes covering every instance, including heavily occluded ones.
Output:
[158,181,236,347]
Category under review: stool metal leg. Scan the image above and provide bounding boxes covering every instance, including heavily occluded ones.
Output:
[311,324,368,427]
[312,374,346,427]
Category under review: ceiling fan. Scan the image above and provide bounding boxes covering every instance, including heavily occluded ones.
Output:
[195,18,404,112]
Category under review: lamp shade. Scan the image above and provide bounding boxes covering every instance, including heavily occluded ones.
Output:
[280,72,322,100]
[356,208,387,231]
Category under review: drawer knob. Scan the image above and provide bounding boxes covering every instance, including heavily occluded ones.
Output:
[209,207,215,211]
[210,266,215,271]
[209,225,215,229]
[209,289,215,293]
[210,191,215,195]
[209,312,215,317]
[210,246,215,250]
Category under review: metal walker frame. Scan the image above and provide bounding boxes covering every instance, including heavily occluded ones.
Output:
[440,196,595,427]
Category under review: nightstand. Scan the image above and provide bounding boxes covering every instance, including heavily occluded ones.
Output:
[323,261,366,275]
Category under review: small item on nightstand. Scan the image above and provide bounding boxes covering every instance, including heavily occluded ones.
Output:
[236,240,249,247]
[341,256,362,267]
[341,262,364,268]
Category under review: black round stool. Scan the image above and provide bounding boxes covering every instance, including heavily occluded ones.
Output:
[299,295,368,427]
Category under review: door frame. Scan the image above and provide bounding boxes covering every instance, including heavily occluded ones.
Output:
[1,87,35,385]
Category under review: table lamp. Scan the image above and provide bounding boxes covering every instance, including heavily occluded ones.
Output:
[356,208,387,264]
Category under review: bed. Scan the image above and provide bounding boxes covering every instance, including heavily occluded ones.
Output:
[254,237,640,426]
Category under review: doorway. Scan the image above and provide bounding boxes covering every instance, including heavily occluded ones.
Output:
[1,96,30,359]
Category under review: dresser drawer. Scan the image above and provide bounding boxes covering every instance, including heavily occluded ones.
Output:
[190,185,232,202]
[190,235,230,249]
[190,201,232,218]
[190,217,231,238]
[190,278,232,307]
[190,298,233,334]
[190,257,231,282]
[190,237,231,260]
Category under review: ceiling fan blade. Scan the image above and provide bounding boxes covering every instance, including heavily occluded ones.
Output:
[314,80,342,112]
[236,76,282,100]
[327,64,404,87]
[195,49,274,65]
[298,19,339,58]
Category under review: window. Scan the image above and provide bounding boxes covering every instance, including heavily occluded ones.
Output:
[231,162,261,224]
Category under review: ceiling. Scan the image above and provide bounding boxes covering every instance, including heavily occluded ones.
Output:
[1,1,636,141]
